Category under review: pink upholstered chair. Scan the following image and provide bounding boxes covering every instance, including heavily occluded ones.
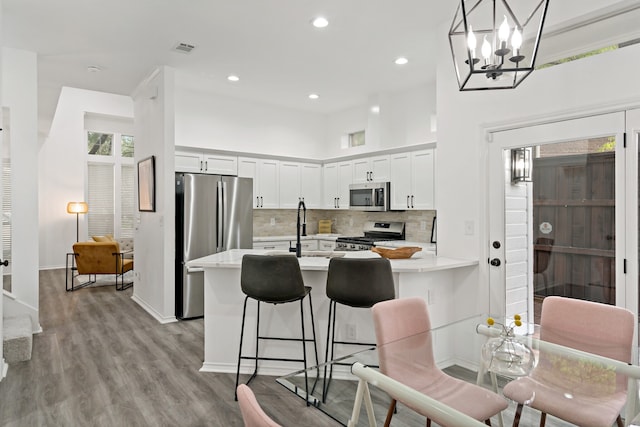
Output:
[503,296,634,427]
[236,384,282,427]
[372,297,508,427]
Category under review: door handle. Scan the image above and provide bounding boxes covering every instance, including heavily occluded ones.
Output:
[217,181,224,250]
[256,196,260,208]
[489,258,501,267]
[337,197,340,208]
[407,196,410,208]
[0,259,8,267]
[411,195,414,208]
[260,196,263,208]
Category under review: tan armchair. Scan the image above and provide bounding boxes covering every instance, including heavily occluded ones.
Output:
[66,241,133,291]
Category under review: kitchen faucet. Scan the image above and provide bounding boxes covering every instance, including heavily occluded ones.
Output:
[289,200,307,257]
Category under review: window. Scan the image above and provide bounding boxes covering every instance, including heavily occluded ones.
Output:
[349,130,366,147]
[86,131,135,238]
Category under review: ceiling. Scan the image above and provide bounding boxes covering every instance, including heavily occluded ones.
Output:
[3,0,640,138]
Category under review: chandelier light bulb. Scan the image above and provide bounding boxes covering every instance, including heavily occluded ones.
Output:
[481,36,492,60]
[466,25,477,61]
[511,27,523,50]
[498,15,510,43]
[467,25,477,50]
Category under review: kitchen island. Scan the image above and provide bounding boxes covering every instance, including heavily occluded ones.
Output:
[188,249,479,375]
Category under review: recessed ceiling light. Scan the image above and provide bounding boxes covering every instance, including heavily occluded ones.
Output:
[87,65,101,73]
[308,93,319,100]
[394,57,409,65]
[370,105,380,114]
[227,75,240,82]
[311,17,329,28]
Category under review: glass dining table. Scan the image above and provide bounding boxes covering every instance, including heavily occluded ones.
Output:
[276,314,640,427]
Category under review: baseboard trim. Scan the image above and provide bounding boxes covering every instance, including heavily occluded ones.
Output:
[130,294,177,324]
[1,359,7,379]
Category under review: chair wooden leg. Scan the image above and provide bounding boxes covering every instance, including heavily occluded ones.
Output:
[616,415,624,427]
[539,412,546,427]
[426,419,431,427]
[384,399,396,427]
[485,420,492,426]
[512,404,523,427]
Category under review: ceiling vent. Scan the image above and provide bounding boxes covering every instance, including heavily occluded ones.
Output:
[173,42,196,54]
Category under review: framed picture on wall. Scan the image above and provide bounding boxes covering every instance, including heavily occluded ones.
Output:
[138,155,156,212]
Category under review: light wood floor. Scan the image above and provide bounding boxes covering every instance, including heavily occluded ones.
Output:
[0,269,336,427]
[0,269,579,426]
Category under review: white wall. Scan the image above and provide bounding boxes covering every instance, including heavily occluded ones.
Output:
[3,47,39,329]
[174,76,326,159]
[39,87,133,269]
[323,82,437,159]
[131,67,176,323]
[436,36,640,314]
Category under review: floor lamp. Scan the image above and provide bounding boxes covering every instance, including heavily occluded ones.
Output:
[67,202,89,242]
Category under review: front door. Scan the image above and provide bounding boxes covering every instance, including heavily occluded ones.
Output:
[487,112,628,323]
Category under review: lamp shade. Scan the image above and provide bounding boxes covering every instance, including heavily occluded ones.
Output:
[67,202,89,214]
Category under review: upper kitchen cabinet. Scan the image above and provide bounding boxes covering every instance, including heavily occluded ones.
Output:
[390,149,435,210]
[279,161,322,209]
[323,161,352,209]
[352,155,390,184]
[175,150,238,175]
[238,157,279,209]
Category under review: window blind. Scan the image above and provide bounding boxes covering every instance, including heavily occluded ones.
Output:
[2,159,11,261]
[88,163,114,237]
[121,165,135,238]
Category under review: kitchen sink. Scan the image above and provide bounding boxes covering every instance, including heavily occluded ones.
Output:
[265,250,346,258]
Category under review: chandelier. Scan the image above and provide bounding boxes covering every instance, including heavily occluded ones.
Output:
[449,0,550,91]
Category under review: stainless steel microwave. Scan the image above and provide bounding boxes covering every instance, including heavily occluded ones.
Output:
[349,182,390,211]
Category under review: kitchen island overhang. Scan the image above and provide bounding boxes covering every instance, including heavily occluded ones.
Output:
[188,249,479,375]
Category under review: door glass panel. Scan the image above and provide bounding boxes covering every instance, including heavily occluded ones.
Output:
[531,137,616,320]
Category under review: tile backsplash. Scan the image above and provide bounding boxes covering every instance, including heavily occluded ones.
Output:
[253,209,436,243]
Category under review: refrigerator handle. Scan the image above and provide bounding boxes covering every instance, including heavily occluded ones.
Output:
[217,180,224,251]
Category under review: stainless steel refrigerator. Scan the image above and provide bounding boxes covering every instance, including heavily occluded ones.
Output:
[175,173,253,319]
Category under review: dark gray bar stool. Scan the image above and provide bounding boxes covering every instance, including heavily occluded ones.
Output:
[323,257,395,399]
[235,254,319,404]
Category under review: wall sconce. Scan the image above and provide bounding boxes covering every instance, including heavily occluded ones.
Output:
[511,147,533,183]
[448,0,550,91]
[67,201,89,242]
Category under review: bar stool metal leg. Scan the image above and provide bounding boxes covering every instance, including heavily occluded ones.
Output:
[235,295,250,401]
[323,299,338,401]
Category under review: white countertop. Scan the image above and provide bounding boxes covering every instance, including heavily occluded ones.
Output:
[253,234,341,242]
[188,249,477,273]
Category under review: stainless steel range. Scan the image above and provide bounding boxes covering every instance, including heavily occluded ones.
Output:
[335,221,405,251]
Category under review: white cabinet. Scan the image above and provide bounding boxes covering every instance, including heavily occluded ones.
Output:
[175,151,238,175]
[300,163,323,208]
[253,240,290,250]
[279,162,322,209]
[390,149,435,210]
[352,155,390,184]
[238,157,279,209]
[318,240,336,251]
[301,240,319,251]
[253,239,318,251]
[323,161,352,209]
